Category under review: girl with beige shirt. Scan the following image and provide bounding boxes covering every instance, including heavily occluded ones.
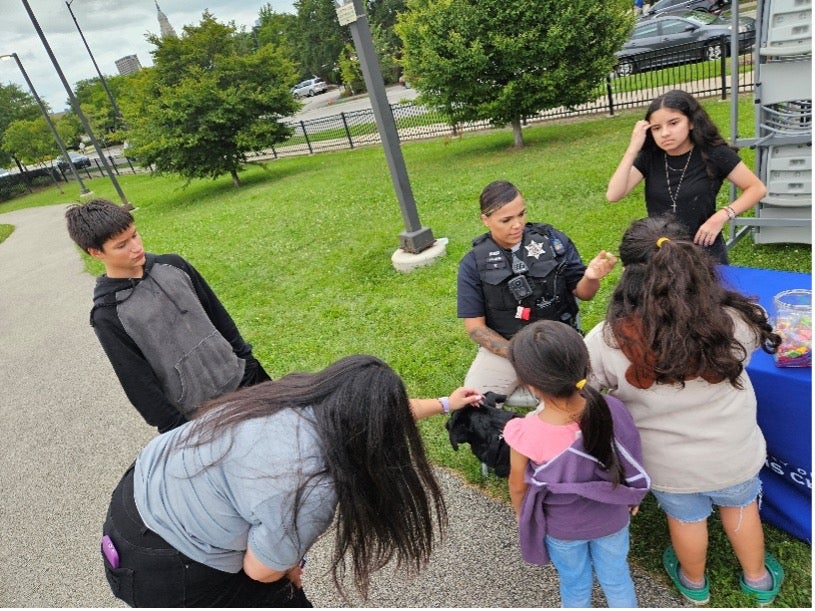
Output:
[584,216,784,606]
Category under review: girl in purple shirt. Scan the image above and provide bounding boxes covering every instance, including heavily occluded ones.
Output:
[505,320,650,607]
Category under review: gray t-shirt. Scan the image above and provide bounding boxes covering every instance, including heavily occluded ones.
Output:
[134,406,337,573]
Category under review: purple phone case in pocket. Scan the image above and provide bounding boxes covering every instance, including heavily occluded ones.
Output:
[101,535,120,569]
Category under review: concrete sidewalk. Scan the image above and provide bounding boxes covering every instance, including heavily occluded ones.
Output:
[0,204,689,607]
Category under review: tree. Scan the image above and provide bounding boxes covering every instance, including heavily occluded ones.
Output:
[338,43,364,94]
[2,116,60,168]
[119,11,299,187]
[0,83,43,168]
[255,4,298,52]
[368,0,408,83]
[397,0,634,147]
[293,0,348,81]
[73,73,136,142]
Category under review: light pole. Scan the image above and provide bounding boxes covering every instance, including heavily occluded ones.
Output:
[334,0,435,255]
[0,52,91,196]
[20,0,133,210]
[65,0,123,127]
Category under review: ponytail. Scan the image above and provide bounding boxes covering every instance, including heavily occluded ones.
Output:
[578,384,623,487]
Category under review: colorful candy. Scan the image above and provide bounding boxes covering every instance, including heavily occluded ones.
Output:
[773,290,812,368]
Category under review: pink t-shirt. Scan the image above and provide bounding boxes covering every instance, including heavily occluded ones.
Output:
[504,412,581,464]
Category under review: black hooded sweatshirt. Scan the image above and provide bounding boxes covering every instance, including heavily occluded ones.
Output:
[91,253,253,433]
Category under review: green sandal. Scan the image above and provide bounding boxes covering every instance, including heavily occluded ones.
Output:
[740,553,784,606]
[663,546,710,605]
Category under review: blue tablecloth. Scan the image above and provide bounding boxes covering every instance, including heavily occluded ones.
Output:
[719,265,812,543]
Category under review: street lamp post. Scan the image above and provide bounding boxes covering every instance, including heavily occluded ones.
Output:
[20,0,133,210]
[335,0,435,255]
[0,52,91,195]
[65,0,123,126]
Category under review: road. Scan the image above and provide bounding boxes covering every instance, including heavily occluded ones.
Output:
[294,84,420,121]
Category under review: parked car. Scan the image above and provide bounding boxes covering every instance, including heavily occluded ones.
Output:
[644,0,731,18]
[57,151,91,171]
[615,11,755,76]
[292,77,328,98]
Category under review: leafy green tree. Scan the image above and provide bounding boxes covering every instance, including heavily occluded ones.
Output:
[56,113,83,151]
[2,116,60,168]
[293,0,348,81]
[368,0,408,83]
[119,11,299,187]
[0,83,43,168]
[255,4,298,52]
[397,0,634,147]
[338,43,365,94]
[73,73,136,141]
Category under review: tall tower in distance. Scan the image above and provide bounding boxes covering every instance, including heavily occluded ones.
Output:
[156,1,177,38]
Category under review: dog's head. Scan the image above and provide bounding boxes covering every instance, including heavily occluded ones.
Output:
[446,392,518,476]
[445,392,506,450]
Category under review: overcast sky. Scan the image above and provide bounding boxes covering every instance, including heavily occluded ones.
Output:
[1,1,297,111]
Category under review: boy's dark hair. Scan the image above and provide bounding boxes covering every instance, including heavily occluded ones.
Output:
[65,199,134,253]
[509,319,624,486]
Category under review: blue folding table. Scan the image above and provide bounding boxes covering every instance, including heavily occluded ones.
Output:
[719,265,812,543]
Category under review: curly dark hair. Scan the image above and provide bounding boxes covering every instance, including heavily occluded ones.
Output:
[185,354,446,598]
[604,216,780,388]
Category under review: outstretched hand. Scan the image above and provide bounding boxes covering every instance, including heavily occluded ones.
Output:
[448,387,484,411]
[585,250,618,281]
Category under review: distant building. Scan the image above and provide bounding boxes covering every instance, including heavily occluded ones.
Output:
[115,54,142,76]
[156,1,177,39]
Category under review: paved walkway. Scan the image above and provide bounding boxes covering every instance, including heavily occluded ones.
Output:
[0,204,689,607]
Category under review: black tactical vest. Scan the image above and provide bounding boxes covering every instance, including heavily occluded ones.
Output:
[472,223,579,339]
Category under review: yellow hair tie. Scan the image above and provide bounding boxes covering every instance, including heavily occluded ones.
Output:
[656,237,670,248]
[575,379,587,390]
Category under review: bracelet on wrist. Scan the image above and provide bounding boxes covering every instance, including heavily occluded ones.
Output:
[438,396,451,414]
[723,205,737,220]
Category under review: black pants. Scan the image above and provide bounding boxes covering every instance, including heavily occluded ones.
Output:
[102,466,311,607]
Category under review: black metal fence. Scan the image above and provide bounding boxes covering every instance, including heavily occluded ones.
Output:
[1,36,757,200]
[261,35,755,160]
[0,154,144,202]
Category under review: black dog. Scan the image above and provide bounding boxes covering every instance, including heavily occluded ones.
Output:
[445,392,520,477]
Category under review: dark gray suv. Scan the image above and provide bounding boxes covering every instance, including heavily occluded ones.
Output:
[615,10,754,75]
[645,0,731,18]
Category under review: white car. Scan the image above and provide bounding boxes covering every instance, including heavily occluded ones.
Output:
[292,77,327,98]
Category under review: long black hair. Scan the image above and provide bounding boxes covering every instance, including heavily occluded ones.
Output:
[186,354,446,597]
[606,216,781,388]
[509,320,623,485]
[642,89,737,181]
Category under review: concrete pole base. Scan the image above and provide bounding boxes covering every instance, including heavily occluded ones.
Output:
[391,237,448,273]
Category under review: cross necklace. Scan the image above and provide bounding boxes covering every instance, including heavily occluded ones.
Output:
[664,146,694,213]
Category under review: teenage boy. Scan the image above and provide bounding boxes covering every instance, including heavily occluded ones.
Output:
[66,199,270,433]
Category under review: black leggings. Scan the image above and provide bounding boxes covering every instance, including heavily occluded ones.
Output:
[102,465,312,607]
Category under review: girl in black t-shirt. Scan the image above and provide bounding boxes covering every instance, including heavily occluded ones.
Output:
[606,89,766,263]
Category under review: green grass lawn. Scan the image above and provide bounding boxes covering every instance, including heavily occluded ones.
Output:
[0,95,810,607]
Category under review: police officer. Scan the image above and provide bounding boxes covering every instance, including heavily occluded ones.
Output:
[457,180,617,407]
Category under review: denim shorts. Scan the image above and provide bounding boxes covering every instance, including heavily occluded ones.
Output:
[652,476,762,523]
